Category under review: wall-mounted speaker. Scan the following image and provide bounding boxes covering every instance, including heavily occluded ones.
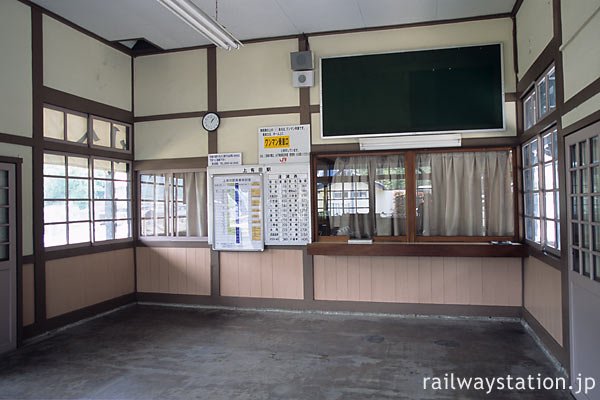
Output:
[292,70,314,87]
[290,51,314,71]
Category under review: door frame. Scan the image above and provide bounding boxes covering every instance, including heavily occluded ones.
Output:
[0,156,23,349]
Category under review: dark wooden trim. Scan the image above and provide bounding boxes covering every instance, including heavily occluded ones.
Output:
[22,255,35,264]
[207,46,218,154]
[461,136,519,147]
[42,87,133,124]
[310,105,320,114]
[134,111,206,123]
[43,140,133,161]
[511,0,524,17]
[522,308,568,368]
[516,39,558,94]
[562,76,600,115]
[307,243,528,257]
[511,14,519,79]
[31,7,46,324]
[302,249,314,301]
[0,133,34,147]
[210,249,220,297]
[136,240,210,248]
[134,157,208,170]
[505,92,518,102]
[311,143,360,153]
[137,292,523,318]
[16,0,131,56]
[14,161,24,346]
[519,118,558,144]
[22,293,135,339]
[0,156,23,164]
[44,241,135,261]
[552,0,562,46]
[220,106,301,119]
[561,109,600,138]
[527,246,564,271]
[298,36,311,125]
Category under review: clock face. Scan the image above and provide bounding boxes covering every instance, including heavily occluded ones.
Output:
[202,112,220,131]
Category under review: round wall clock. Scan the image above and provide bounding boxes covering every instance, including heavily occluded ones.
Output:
[202,112,220,132]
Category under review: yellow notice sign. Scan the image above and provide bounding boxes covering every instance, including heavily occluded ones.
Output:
[252,226,262,240]
[264,136,289,148]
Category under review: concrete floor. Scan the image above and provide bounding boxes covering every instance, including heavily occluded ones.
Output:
[0,305,572,399]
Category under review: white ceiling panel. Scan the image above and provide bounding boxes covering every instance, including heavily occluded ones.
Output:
[29,0,516,50]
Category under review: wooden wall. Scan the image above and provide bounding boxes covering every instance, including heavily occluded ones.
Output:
[45,249,134,318]
[524,256,563,345]
[136,247,211,295]
[220,249,303,300]
[22,263,34,326]
[314,256,522,306]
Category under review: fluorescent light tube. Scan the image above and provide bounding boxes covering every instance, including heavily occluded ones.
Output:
[359,134,462,150]
[157,0,242,50]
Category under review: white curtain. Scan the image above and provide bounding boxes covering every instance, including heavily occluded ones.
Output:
[329,156,372,238]
[374,155,406,236]
[417,151,513,236]
[184,172,208,237]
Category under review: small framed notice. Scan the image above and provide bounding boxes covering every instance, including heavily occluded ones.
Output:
[258,124,310,164]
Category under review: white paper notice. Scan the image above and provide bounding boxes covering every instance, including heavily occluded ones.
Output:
[265,172,310,245]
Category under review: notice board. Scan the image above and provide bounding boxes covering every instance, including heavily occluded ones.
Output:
[211,174,264,251]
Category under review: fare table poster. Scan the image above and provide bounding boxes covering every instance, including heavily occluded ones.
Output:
[212,174,264,251]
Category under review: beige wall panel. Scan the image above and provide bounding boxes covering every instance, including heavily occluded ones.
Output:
[217,114,300,165]
[43,16,131,111]
[134,118,209,160]
[136,248,149,293]
[313,256,522,307]
[561,1,600,101]
[562,92,600,128]
[442,257,458,304]
[134,50,208,117]
[219,249,302,299]
[46,249,134,318]
[22,263,35,326]
[524,256,563,345]
[149,247,161,293]
[158,247,170,293]
[0,0,32,137]
[0,144,32,255]
[217,39,299,111]
[310,18,515,105]
[516,0,554,80]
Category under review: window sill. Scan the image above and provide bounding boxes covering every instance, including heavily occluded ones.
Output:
[137,239,210,248]
[306,242,528,258]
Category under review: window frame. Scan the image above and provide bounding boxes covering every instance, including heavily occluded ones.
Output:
[523,63,556,132]
[312,147,518,243]
[42,104,134,250]
[137,168,209,242]
[90,115,132,153]
[521,127,561,255]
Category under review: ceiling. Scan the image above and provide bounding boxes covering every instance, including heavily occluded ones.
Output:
[30,0,516,50]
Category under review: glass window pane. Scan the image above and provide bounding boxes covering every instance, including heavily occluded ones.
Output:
[538,77,547,117]
[582,225,590,249]
[531,139,539,164]
[113,124,129,151]
[557,222,561,250]
[572,249,580,273]
[571,197,578,220]
[141,183,154,200]
[524,169,531,191]
[593,166,600,193]
[44,223,66,247]
[0,226,8,243]
[555,160,559,189]
[43,108,64,140]
[548,68,556,110]
[44,177,66,199]
[543,133,553,162]
[571,171,578,194]
[93,159,112,179]
[0,170,6,187]
[156,201,165,218]
[582,251,591,276]
[533,193,540,217]
[582,197,590,220]
[115,220,131,239]
[525,193,533,216]
[532,166,539,190]
[115,201,130,219]
[94,180,113,200]
[114,162,130,181]
[525,218,533,241]
[94,221,114,241]
[593,196,600,222]
[68,222,90,244]
[0,189,6,205]
[545,192,555,219]
[544,163,554,190]
[0,245,7,261]
[156,218,166,236]
[593,225,600,252]
[0,208,7,225]
[141,174,154,184]
[92,119,111,147]
[570,145,577,168]
[553,130,558,158]
[572,223,579,246]
[114,181,130,200]
[141,219,154,236]
[525,95,535,130]
[580,141,587,166]
[67,157,88,178]
[68,201,90,222]
[581,169,589,193]
[68,178,89,199]
[44,201,66,223]
[44,154,66,176]
[591,137,599,164]
[523,144,530,167]
[66,113,88,144]
[94,201,113,220]
[533,219,541,243]
[546,220,556,248]
[556,192,560,219]
[141,201,154,219]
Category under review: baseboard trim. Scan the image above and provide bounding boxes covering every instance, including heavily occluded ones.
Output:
[522,308,568,370]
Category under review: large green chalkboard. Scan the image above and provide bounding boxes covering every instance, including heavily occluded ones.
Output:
[320,44,504,138]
